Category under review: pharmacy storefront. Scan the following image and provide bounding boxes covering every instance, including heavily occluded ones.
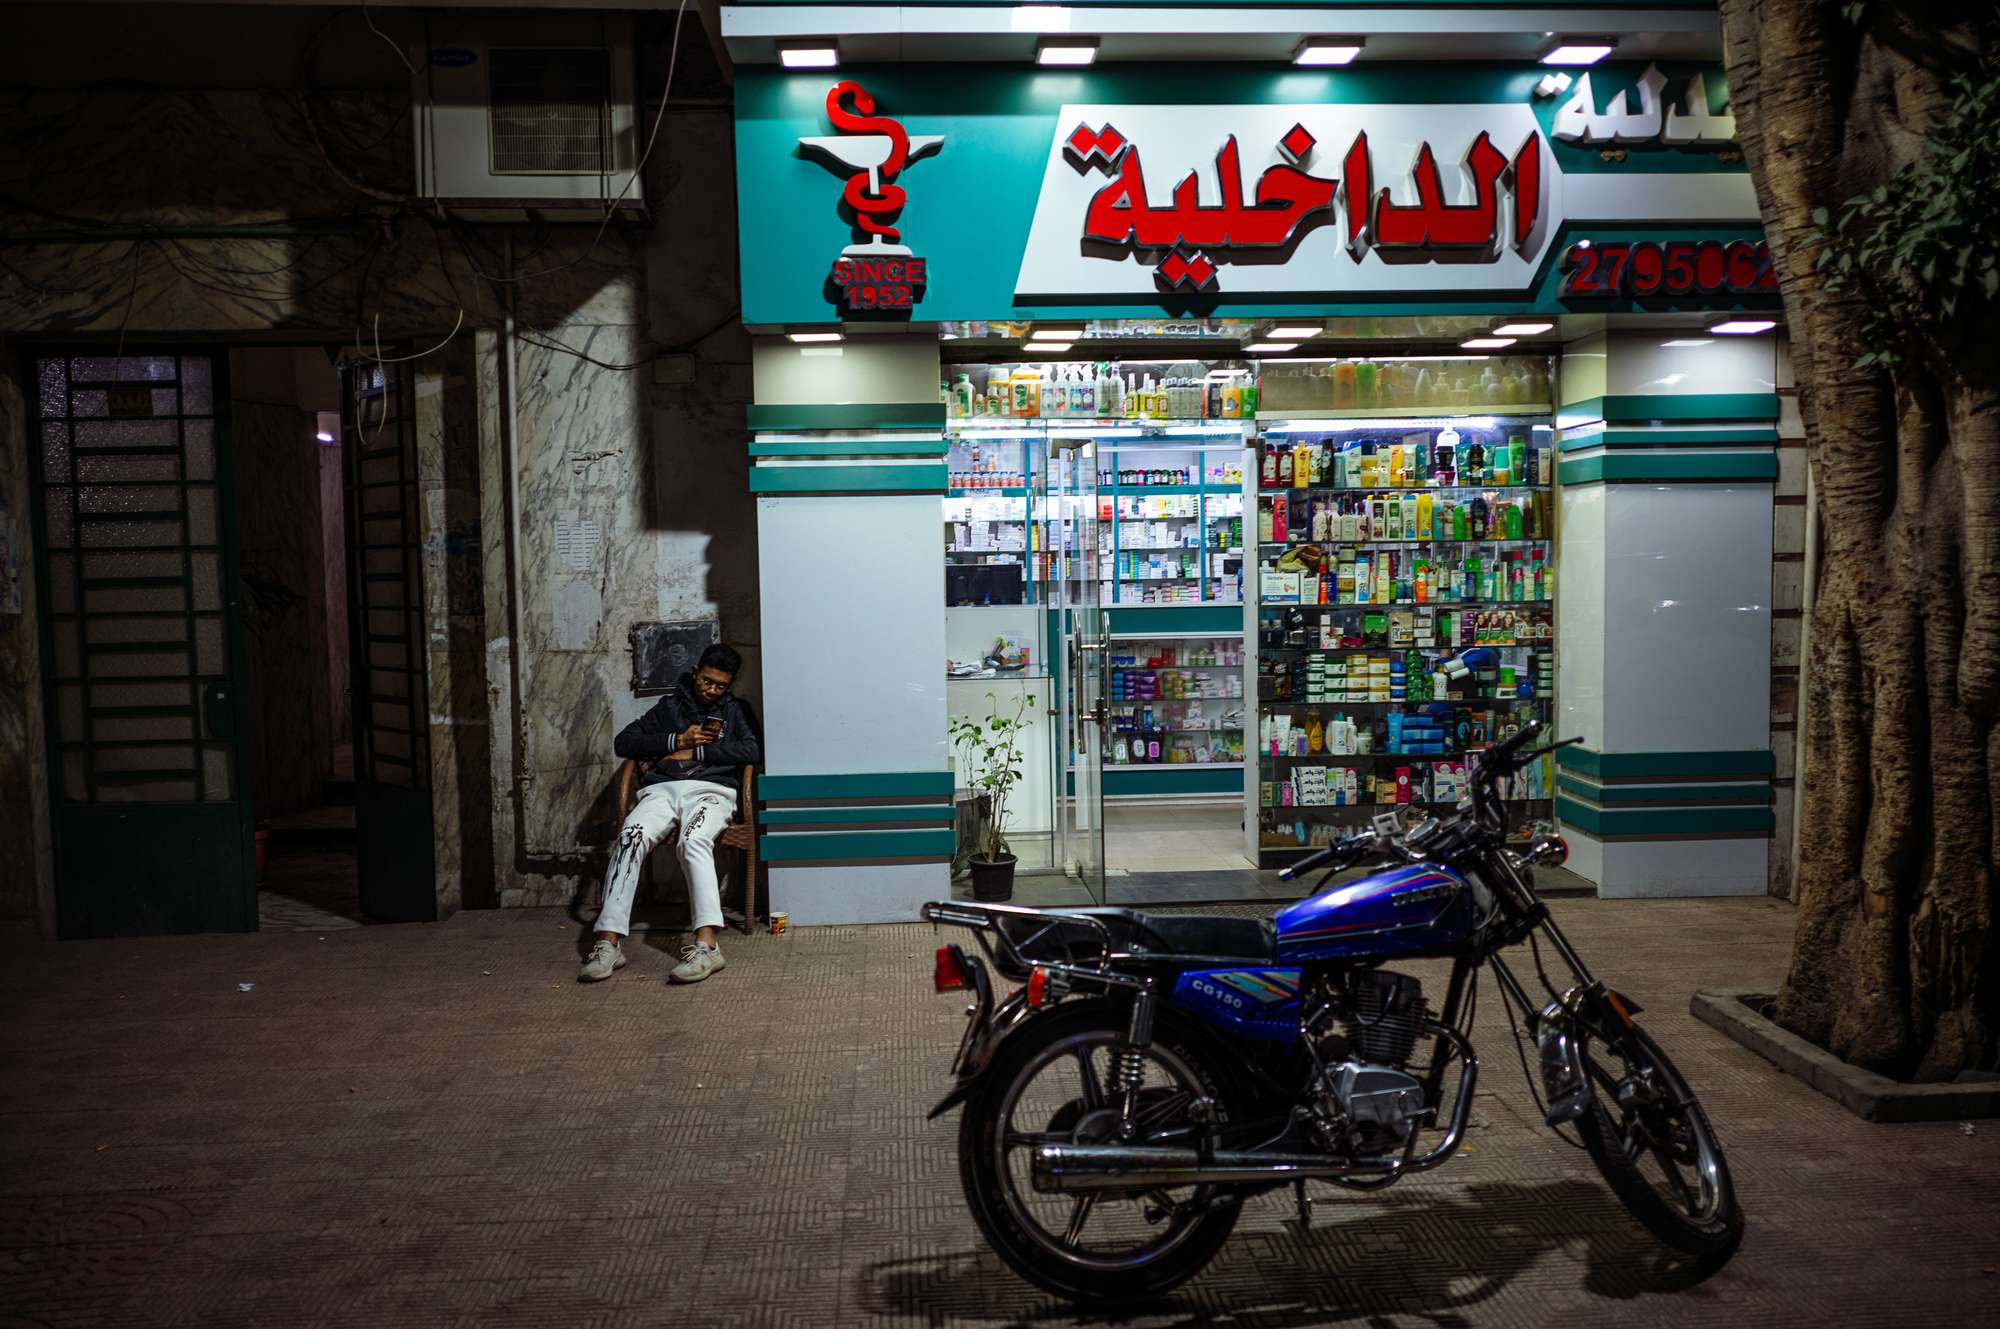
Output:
[728,34,1784,923]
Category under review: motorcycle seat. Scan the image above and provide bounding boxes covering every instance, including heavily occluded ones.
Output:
[1003,907,1277,966]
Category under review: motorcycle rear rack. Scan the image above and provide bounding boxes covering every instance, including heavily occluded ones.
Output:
[923,901,1148,991]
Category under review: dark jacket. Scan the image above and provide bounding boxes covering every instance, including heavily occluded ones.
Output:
[614,674,762,792]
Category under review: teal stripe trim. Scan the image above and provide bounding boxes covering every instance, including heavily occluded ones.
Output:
[1106,605,1245,634]
[748,439,947,458]
[747,403,946,432]
[1557,772,1771,805]
[1556,796,1775,838]
[1556,748,1775,781]
[760,771,955,802]
[748,463,947,494]
[758,828,956,862]
[1103,766,1244,796]
[1597,427,1780,447]
[1560,453,1777,485]
[760,804,953,828]
[1602,392,1781,423]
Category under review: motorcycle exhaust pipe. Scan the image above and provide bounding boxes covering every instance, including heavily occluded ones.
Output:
[1030,1145,1401,1192]
[1031,1040,1478,1194]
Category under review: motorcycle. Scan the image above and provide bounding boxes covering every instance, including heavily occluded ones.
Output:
[921,714,1742,1304]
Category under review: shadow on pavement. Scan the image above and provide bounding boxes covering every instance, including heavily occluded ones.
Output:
[857,1178,1727,1327]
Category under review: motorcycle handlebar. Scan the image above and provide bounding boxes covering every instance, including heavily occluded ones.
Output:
[1277,831,1370,882]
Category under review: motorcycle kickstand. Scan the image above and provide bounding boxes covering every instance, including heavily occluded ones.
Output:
[1293,1180,1313,1231]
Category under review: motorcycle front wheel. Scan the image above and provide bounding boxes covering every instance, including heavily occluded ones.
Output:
[1573,1021,1744,1261]
[957,1000,1247,1305]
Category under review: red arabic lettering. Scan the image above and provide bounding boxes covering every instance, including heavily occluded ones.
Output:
[1083,134,1336,252]
[1510,132,1540,254]
[1373,132,1509,251]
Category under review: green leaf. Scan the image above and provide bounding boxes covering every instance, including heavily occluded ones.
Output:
[1984,269,1999,299]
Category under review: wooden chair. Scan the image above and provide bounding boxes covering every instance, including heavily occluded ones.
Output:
[612,760,759,935]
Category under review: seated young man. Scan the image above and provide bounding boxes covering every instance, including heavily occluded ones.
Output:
[581,643,761,984]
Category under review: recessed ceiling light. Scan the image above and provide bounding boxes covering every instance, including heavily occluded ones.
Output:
[1264,324,1325,341]
[1460,337,1517,350]
[1245,342,1299,354]
[1024,340,1074,353]
[315,431,335,443]
[1707,319,1777,335]
[1491,321,1555,337]
[1539,36,1616,66]
[778,40,839,69]
[1660,338,1715,348]
[1031,327,1084,340]
[787,330,843,344]
[1036,38,1098,66]
[1294,36,1364,66]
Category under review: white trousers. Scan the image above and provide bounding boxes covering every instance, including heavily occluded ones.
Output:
[597,779,738,936]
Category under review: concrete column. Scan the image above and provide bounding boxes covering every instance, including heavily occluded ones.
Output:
[1552,330,1778,896]
[748,334,952,924]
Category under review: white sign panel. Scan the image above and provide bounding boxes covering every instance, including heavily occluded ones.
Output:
[1012,102,1758,301]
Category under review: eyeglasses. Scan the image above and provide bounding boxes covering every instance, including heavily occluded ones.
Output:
[692,674,732,694]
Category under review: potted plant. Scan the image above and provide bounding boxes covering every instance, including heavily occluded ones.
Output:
[949,691,1032,902]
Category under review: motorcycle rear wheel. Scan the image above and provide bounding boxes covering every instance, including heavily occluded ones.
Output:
[957,1000,1247,1305]
[1573,1021,1744,1261]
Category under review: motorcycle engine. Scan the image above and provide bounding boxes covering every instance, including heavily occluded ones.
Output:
[1309,969,1431,1152]
[1317,1061,1429,1152]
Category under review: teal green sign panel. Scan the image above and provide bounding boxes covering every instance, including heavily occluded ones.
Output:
[735,62,1761,325]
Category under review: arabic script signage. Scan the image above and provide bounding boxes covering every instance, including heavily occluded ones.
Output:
[1014,103,1760,303]
[799,80,943,314]
[1546,64,1736,146]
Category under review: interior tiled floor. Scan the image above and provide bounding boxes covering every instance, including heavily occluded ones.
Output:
[1105,800,1257,872]
[3,895,1993,1327]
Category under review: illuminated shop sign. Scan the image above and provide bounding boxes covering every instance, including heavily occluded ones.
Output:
[1015,102,1756,302]
[799,80,941,314]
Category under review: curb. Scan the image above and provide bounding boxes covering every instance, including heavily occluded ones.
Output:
[1690,987,2000,1123]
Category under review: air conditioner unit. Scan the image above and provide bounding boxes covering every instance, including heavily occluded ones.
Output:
[411,15,642,216]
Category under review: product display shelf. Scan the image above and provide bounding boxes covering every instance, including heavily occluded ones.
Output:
[1255,404,1553,422]
[1102,628,1248,789]
[1252,409,1558,867]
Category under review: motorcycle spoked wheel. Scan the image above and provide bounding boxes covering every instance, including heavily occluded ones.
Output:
[1571,1021,1744,1262]
[958,1000,1249,1305]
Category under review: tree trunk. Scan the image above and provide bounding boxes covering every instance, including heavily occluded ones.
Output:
[1719,1,1997,1080]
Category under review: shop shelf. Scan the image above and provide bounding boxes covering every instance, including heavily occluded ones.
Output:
[1258,752,1550,764]
[1106,760,1245,770]
[1259,484,1546,495]
[1259,697,1546,708]
[1257,538,1551,550]
[1256,405,1553,421]
[1270,600,1552,612]
[947,486,1030,497]
[1104,484,1240,496]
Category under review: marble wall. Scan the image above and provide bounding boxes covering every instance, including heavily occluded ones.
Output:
[0,343,52,928]
[0,79,758,928]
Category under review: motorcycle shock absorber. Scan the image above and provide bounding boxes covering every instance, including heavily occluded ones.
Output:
[1113,987,1158,1139]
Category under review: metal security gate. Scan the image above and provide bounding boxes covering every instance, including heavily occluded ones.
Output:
[27,350,256,937]
[341,357,437,922]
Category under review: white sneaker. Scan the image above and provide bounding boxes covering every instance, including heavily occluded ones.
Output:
[579,939,627,982]
[669,941,725,984]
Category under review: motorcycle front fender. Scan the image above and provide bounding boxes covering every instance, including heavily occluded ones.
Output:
[1535,986,1644,1127]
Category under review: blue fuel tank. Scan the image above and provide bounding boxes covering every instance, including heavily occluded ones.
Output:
[1273,862,1479,963]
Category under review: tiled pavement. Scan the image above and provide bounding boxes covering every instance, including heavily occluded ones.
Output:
[2,896,1995,1328]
